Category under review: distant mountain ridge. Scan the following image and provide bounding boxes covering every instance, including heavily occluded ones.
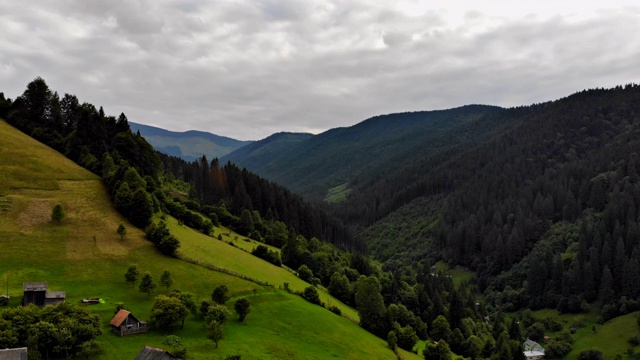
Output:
[223,105,504,201]
[129,121,253,161]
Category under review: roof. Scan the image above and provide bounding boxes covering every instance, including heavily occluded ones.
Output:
[524,350,545,357]
[0,347,28,360]
[134,346,179,360]
[45,291,66,299]
[110,309,132,327]
[23,281,47,291]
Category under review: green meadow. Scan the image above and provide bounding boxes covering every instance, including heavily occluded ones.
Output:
[0,120,419,359]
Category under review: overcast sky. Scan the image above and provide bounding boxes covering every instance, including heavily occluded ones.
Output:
[1,1,639,140]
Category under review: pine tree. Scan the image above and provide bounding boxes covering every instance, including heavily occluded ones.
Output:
[160,270,173,290]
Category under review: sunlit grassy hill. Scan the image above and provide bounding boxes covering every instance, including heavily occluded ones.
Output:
[0,119,419,359]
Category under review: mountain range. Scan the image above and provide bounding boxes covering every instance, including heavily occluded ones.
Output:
[129,121,252,161]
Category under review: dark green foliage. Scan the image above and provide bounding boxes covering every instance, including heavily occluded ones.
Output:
[116,223,127,240]
[160,269,173,290]
[124,264,139,287]
[328,272,352,305]
[146,221,181,257]
[51,203,64,224]
[211,285,230,304]
[238,209,254,235]
[129,189,153,228]
[77,339,104,360]
[234,297,251,322]
[393,323,418,351]
[0,302,102,359]
[151,295,189,330]
[430,315,451,342]
[423,339,451,360]
[138,272,157,298]
[387,330,397,351]
[302,286,321,305]
[297,264,314,283]
[251,244,281,266]
[355,276,389,338]
[525,322,545,342]
[578,349,604,360]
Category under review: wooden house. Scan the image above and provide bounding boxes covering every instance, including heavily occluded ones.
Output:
[21,282,65,307]
[110,309,149,336]
[0,347,28,360]
[134,346,180,360]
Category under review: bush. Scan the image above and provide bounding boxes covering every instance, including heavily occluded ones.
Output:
[329,305,342,315]
[302,286,321,305]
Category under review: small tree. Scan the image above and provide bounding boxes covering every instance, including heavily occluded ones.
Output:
[125,265,139,287]
[116,223,127,240]
[205,304,230,324]
[151,295,189,330]
[161,335,188,359]
[212,284,229,304]
[234,297,251,322]
[51,204,64,224]
[387,330,397,351]
[160,270,173,290]
[139,272,157,299]
[77,339,104,360]
[303,286,321,305]
[205,320,224,348]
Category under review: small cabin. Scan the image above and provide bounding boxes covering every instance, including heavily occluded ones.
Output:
[0,347,28,360]
[21,282,65,307]
[110,309,149,336]
[22,282,47,306]
[134,346,180,360]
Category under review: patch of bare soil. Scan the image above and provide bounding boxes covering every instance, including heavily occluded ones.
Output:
[18,199,53,228]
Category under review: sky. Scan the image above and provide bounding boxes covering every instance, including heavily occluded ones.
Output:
[1,1,639,140]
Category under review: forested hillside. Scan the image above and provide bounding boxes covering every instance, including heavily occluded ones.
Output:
[353,84,640,322]
[224,105,504,201]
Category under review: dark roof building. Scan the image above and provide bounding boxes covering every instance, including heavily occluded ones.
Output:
[0,347,28,360]
[21,282,65,307]
[134,346,180,360]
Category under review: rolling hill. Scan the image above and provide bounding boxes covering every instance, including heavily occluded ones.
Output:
[0,119,418,360]
[129,121,253,161]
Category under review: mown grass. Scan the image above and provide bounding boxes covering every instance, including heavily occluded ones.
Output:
[432,261,474,287]
[324,183,351,204]
[0,120,417,359]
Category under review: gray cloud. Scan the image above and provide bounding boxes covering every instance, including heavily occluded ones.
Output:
[0,1,639,140]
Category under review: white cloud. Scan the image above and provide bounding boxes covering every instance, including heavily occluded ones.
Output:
[0,0,639,140]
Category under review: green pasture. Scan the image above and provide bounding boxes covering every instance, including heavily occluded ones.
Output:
[0,119,415,359]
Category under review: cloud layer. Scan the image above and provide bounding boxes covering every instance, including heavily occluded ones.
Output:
[1,0,639,140]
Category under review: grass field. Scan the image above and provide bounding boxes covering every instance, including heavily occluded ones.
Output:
[529,307,640,360]
[168,215,360,321]
[0,120,419,359]
[324,183,351,204]
[432,261,474,287]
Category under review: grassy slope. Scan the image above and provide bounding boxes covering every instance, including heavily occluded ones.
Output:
[168,216,360,321]
[531,308,640,360]
[0,120,418,360]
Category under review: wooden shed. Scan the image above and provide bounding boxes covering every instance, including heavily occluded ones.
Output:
[22,282,47,306]
[110,309,149,336]
[134,346,180,360]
